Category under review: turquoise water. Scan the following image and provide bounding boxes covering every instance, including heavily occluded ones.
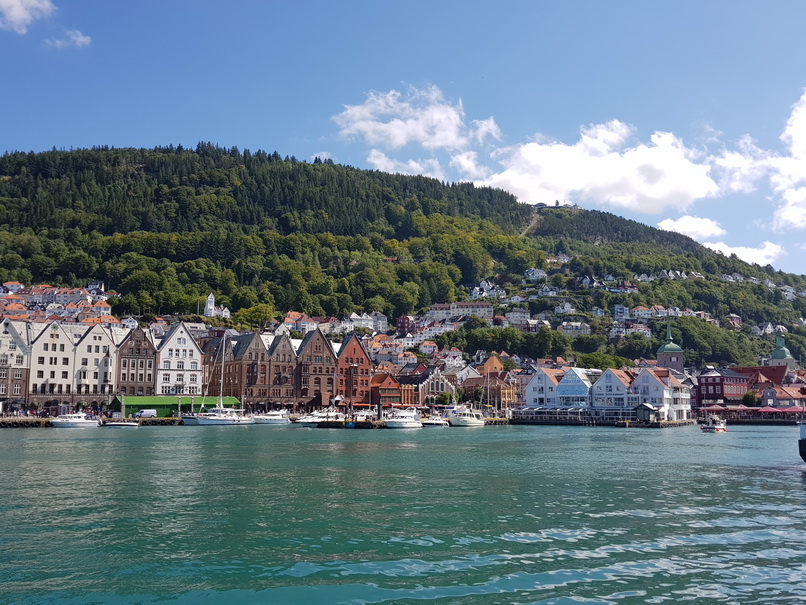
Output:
[1,424,805,604]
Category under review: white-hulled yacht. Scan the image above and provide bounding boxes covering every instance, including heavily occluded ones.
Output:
[294,408,345,427]
[447,406,486,427]
[384,407,423,429]
[253,409,291,424]
[421,413,450,427]
[52,412,99,428]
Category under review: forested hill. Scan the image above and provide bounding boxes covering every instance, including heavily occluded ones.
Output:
[0,144,803,329]
[0,144,530,237]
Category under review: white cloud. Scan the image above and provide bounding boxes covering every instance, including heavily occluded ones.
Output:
[765,89,806,231]
[334,85,499,153]
[703,240,784,266]
[310,151,332,162]
[366,149,445,181]
[45,28,90,48]
[0,0,55,33]
[657,215,726,240]
[482,122,719,212]
[710,134,771,194]
[449,151,489,180]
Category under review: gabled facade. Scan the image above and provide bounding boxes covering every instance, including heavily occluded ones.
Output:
[0,319,30,409]
[370,372,401,408]
[264,332,298,404]
[29,322,81,404]
[590,368,637,420]
[295,328,337,406]
[336,332,372,407]
[557,367,601,407]
[117,326,157,397]
[156,322,204,396]
[227,331,271,407]
[524,367,565,407]
[632,368,691,421]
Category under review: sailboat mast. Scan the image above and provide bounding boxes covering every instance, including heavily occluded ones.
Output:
[219,335,226,407]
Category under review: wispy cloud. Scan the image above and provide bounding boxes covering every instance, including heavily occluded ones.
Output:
[333,85,496,152]
[658,215,727,240]
[45,28,90,48]
[0,0,55,34]
[703,241,784,266]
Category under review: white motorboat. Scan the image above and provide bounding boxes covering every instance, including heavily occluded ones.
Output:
[447,406,486,427]
[52,412,99,428]
[384,407,423,429]
[195,407,255,425]
[700,415,727,433]
[253,409,290,425]
[294,408,345,427]
[421,414,450,427]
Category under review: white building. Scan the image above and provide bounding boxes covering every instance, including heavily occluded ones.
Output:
[156,322,204,395]
[204,292,231,319]
[524,367,566,407]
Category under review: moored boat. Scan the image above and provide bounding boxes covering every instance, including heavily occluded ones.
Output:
[447,406,485,427]
[52,412,99,428]
[799,423,806,463]
[253,409,290,425]
[421,413,450,427]
[98,419,139,428]
[196,407,255,425]
[384,407,423,429]
[294,408,345,427]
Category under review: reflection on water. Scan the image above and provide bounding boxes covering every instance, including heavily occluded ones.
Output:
[1,424,805,604]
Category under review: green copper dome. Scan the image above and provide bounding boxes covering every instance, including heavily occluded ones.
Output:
[657,324,683,355]
[771,333,794,360]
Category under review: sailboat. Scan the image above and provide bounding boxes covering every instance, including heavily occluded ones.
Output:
[196,335,254,425]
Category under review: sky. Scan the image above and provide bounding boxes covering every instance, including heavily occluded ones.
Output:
[3,1,806,275]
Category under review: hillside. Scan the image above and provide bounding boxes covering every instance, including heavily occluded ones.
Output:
[0,144,805,364]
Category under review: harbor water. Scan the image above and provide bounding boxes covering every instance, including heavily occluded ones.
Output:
[1,424,805,604]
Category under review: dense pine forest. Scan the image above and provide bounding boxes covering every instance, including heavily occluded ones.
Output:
[1,143,805,365]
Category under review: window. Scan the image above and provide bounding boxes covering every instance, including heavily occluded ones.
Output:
[163,361,170,369]
[61,371,68,379]
[13,369,21,379]
[62,357,68,365]
[163,373,170,382]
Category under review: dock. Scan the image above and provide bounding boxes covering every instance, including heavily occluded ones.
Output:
[0,416,184,428]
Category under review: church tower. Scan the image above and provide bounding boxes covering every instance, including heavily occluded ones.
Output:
[204,292,216,317]
[769,331,798,370]
[656,324,685,372]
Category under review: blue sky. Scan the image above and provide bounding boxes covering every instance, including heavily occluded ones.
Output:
[3,1,806,275]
